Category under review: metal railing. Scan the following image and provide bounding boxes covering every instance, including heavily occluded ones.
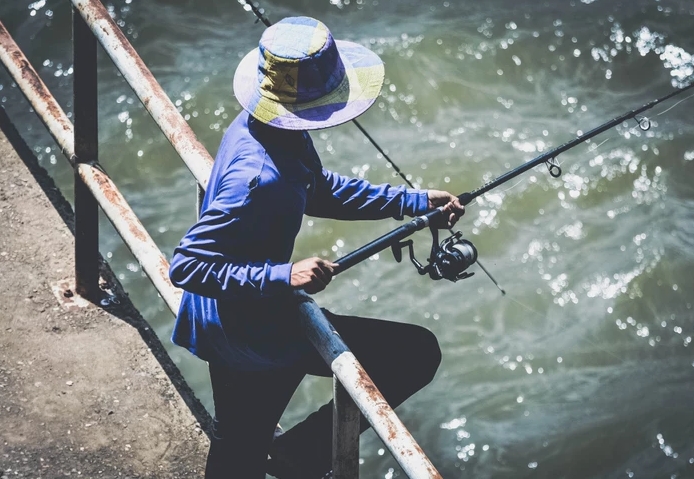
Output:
[0,2,443,477]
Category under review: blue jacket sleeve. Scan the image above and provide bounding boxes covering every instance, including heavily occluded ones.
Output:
[168,163,292,300]
[305,168,430,220]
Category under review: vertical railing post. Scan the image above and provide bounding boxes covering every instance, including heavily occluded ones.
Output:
[333,377,361,479]
[72,7,100,299]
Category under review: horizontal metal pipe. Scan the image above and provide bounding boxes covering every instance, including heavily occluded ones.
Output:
[70,0,213,190]
[0,21,181,314]
[295,292,442,479]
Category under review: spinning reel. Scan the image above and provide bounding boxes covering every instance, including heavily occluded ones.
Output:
[391,227,478,282]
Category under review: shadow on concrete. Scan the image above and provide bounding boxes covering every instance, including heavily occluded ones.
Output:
[0,104,213,436]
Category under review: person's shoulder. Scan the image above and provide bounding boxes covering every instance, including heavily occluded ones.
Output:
[217,111,265,160]
[211,112,264,173]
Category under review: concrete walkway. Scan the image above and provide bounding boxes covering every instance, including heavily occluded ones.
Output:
[0,117,209,478]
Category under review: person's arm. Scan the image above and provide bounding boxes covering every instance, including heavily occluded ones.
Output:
[169,164,293,300]
[305,168,464,226]
[169,161,338,298]
[305,168,429,220]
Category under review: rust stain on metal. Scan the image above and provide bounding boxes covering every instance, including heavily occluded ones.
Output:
[355,366,379,400]
[412,442,443,479]
[9,53,64,128]
[351,367,443,478]
[159,255,173,280]
[0,22,74,152]
[51,279,91,310]
[84,165,148,244]
[90,168,122,214]
[127,218,148,243]
[355,368,402,443]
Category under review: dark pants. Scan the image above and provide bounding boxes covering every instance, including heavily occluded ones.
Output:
[204,311,442,479]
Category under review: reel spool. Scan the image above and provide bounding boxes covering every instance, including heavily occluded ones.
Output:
[391,228,477,282]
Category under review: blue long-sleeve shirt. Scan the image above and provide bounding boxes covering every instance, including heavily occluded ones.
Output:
[169,111,429,370]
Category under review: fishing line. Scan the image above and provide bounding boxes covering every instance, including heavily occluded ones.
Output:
[497,176,533,197]
[466,179,631,364]
[587,137,611,152]
[501,293,627,363]
[654,91,694,116]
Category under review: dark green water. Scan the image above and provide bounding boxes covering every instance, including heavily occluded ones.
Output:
[2,0,694,477]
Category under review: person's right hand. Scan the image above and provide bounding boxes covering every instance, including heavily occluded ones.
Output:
[290,257,338,294]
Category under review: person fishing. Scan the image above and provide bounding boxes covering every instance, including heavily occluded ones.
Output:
[168,16,464,479]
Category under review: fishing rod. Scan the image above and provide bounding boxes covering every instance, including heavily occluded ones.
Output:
[334,83,694,281]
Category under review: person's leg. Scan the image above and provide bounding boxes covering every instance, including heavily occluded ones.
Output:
[270,311,442,477]
[205,362,305,479]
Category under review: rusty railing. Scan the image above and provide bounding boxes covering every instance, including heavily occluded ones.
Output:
[0,2,443,477]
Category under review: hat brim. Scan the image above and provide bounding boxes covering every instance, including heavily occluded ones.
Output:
[233,40,384,130]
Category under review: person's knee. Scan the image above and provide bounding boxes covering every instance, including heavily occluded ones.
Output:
[404,326,441,390]
[412,327,442,387]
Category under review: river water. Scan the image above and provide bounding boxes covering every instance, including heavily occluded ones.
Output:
[2,0,694,477]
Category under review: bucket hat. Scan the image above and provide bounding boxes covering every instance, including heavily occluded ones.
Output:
[233,16,385,130]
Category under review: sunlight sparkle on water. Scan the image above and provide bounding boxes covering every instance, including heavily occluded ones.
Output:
[585,263,655,300]
[657,433,680,458]
[562,173,588,198]
[456,443,475,461]
[511,139,547,153]
[556,221,584,240]
[440,417,467,430]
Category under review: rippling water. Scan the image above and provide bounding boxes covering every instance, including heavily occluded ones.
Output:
[2,0,694,477]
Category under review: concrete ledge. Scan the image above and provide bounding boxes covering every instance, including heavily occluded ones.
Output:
[0,110,209,477]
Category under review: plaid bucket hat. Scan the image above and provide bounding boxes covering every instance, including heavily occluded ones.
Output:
[233,16,385,130]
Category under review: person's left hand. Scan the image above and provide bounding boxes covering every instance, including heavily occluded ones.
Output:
[427,190,465,228]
